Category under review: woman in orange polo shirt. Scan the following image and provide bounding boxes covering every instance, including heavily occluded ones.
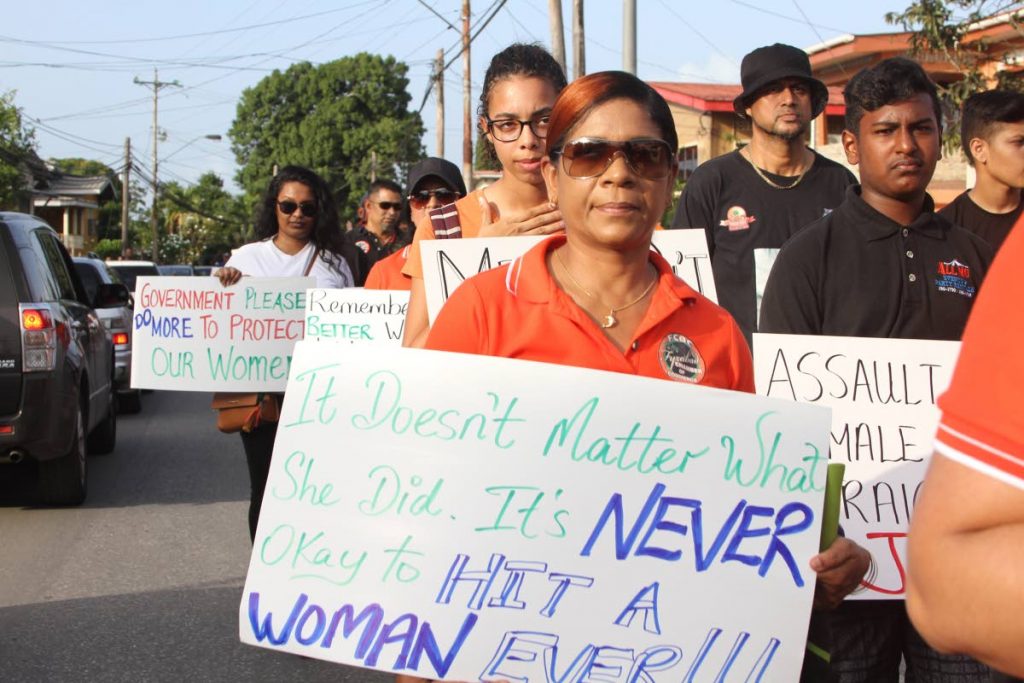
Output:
[402,43,568,347]
[425,71,753,391]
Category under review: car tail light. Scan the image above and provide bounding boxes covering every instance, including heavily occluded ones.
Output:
[113,332,129,346]
[20,305,57,372]
[0,425,13,436]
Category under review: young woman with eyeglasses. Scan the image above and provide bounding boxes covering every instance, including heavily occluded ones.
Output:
[215,165,356,542]
[400,43,568,348]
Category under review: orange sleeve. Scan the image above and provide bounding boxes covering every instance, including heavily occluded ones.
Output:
[423,277,490,355]
[364,250,411,291]
[935,220,1024,487]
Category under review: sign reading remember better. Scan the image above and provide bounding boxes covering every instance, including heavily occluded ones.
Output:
[754,333,959,599]
[240,343,830,681]
[131,276,313,392]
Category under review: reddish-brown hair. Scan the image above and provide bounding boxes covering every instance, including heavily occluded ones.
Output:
[545,71,678,155]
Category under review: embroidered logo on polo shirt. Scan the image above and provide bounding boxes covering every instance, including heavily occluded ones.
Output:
[720,206,756,231]
[934,259,976,298]
[659,334,705,383]
[354,240,371,254]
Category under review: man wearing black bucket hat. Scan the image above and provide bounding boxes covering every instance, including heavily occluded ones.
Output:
[671,43,856,343]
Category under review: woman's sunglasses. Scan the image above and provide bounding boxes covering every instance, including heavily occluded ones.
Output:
[553,137,675,180]
[277,200,318,217]
[407,189,460,210]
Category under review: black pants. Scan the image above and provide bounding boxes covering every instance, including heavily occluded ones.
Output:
[239,419,278,543]
[829,600,990,682]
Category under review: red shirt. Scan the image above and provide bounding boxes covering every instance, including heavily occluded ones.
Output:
[935,218,1024,488]
[364,246,411,291]
[425,235,754,392]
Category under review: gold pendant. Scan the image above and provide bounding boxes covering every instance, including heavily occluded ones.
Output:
[601,313,618,329]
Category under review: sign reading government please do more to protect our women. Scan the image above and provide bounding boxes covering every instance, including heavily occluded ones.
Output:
[130,276,314,392]
[419,230,717,324]
[239,342,832,681]
[753,333,960,600]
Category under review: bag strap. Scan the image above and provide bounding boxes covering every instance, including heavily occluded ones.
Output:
[303,247,319,276]
[428,201,462,240]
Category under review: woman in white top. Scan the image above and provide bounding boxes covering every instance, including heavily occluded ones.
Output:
[216,165,355,542]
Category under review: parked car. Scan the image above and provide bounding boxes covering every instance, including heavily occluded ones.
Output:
[0,212,128,505]
[157,264,194,276]
[107,260,159,294]
[73,258,142,414]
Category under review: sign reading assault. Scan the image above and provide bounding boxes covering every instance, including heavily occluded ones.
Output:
[420,231,716,323]
[240,343,830,681]
[130,276,313,392]
[753,333,960,599]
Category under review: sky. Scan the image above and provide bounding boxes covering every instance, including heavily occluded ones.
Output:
[1,0,928,195]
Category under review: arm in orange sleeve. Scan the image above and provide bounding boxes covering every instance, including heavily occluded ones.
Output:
[423,279,489,355]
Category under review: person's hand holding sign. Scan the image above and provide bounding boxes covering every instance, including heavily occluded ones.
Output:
[810,537,871,609]
[216,266,243,286]
[476,195,564,237]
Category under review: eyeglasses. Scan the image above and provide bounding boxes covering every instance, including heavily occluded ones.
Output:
[370,200,402,212]
[486,115,551,142]
[552,137,675,180]
[277,200,318,217]
[407,189,460,210]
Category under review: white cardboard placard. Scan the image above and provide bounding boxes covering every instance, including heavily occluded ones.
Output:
[420,231,716,323]
[130,276,313,392]
[240,342,830,681]
[304,288,410,345]
[754,333,960,599]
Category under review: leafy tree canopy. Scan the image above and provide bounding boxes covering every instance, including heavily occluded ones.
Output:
[0,90,36,210]
[155,171,249,264]
[229,53,425,220]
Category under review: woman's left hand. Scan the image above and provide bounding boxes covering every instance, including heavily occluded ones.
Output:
[809,537,871,610]
[216,266,242,286]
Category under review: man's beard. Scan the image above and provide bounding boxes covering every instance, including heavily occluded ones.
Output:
[754,116,807,142]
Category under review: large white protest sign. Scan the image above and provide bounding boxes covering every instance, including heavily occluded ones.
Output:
[754,333,960,600]
[421,230,716,323]
[240,343,830,681]
[130,276,313,392]
[304,288,410,345]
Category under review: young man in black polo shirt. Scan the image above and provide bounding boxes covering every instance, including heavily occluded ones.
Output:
[940,89,1024,253]
[761,57,994,682]
[672,43,856,343]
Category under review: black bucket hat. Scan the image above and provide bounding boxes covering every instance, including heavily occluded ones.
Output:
[733,43,829,119]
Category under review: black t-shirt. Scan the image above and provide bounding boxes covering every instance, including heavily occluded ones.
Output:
[759,185,995,340]
[344,225,408,286]
[938,190,1021,253]
[671,149,856,341]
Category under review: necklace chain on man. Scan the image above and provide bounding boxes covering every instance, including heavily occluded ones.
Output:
[555,249,657,329]
[744,148,809,190]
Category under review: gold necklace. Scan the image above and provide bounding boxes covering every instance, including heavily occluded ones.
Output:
[555,249,658,329]
[743,148,810,190]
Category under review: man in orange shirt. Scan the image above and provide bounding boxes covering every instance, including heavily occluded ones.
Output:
[907,219,1024,680]
[365,158,466,290]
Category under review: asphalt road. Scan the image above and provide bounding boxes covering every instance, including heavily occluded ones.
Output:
[0,390,391,682]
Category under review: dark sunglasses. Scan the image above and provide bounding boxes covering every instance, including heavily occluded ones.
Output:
[277,200,318,217]
[553,137,675,180]
[407,189,460,210]
[370,200,402,212]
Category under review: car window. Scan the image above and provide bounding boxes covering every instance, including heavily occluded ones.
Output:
[74,262,102,305]
[33,230,77,302]
[0,232,17,307]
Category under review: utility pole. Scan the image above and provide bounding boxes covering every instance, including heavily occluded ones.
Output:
[134,69,181,263]
[549,0,566,74]
[370,150,378,183]
[623,0,636,74]
[462,0,472,190]
[572,0,585,79]
[121,137,130,256]
[436,49,445,157]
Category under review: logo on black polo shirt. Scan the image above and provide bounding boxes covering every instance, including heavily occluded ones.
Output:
[659,334,705,383]
[354,240,371,254]
[935,259,976,298]
[719,206,756,231]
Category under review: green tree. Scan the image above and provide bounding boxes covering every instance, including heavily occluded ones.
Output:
[886,0,1024,153]
[0,90,36,210]
[157,172,248,264]
[229,53,425,220]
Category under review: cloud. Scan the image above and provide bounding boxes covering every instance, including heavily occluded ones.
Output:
[674,53,738,84]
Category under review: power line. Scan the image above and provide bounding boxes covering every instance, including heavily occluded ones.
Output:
[728,0,849,34]
[655,0,739,68]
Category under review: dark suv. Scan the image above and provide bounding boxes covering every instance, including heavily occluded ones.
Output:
[0,212,127,505]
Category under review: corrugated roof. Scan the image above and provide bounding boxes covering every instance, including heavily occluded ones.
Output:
[39,175,112,196]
